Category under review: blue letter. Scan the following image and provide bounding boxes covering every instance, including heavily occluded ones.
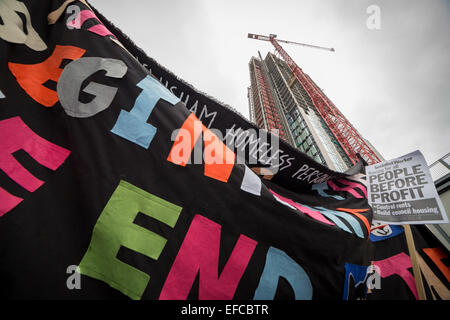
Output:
[253,247,312,300]
[343,263,369,300]
[111,75,180,148]
[315,206,364,238]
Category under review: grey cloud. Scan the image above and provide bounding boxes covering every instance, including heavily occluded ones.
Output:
[91,0,449,164]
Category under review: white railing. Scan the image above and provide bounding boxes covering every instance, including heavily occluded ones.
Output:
[429,152,450,182]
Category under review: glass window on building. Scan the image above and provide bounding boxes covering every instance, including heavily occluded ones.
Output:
[299,120,305,130]
[302,141,309,151]
[310,145,317,156]
[315,154,324,164]
[300,130,308,141]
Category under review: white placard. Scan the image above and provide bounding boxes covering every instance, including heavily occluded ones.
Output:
[366,150,448,225]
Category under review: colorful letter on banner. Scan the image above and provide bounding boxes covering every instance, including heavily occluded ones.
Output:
[253,247,313,300]
[78,180,182,300]
[167,113,236,182]
[159,214,257,300]
[240,166,261,196]
[328,179,367,199]
[0,117,70,216]
[417,252,450,300]
[422,248,450,283]
[336,207,371,235]
[0,186,23,217]
[57,57,127,118]
[312,182,344,200]
[269,189,333,226]
[373,252,418,299]
[111,75,180,149]
[342,263,369,300]
[0,0,47,51]
[67,9,115,37]
[8,45,86,107]
[315,206,365,238]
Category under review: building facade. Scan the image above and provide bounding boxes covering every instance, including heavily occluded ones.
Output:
[248,52,359,172]
[427,153,450,251]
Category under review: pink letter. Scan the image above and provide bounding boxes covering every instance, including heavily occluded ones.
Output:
[159,214,257,300]
[374,252,418,299]
[328,179,367,199]
[0,117,70,216]
[270,189,333,226]
[67,9,114,37]
[0,187,23,217]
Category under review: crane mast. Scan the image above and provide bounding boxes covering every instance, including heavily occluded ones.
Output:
[248,33,381,165]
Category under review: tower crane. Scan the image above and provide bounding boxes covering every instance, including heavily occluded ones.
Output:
[248,33,381,165]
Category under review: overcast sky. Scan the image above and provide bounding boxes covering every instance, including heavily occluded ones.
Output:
[91,0,450,166]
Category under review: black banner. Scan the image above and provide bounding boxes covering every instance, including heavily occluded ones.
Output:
[0,0,447,301]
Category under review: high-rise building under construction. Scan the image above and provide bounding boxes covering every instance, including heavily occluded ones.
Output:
[248,51,375,172]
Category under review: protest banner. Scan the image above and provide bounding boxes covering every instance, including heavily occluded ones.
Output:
[1,0,448,302]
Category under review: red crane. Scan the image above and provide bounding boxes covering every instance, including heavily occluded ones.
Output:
[248,33,381,165]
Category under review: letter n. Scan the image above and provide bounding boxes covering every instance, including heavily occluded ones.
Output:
[159,214,257,300]
[0,117,70,216]
[78,180,182,300]
[167,113,236,182]
[8,45,86,107]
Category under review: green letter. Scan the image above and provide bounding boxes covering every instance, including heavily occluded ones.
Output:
[78,180,182,300]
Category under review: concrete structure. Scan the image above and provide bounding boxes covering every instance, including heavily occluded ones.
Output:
[248,52,365,172]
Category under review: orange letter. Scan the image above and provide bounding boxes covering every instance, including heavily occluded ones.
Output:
[8,45,85,107]
[423,248,450,283]
[168,114,235,182]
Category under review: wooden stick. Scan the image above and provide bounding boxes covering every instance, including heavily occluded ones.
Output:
[404,224,427,300]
